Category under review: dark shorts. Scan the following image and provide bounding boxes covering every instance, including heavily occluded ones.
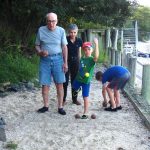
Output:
[108,72,130,90]
[72,80,90,97]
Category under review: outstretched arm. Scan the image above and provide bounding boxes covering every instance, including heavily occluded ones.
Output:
[93,38,99,62]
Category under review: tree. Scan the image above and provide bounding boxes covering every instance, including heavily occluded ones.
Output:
[0,0,134,46]
[67,0,133,27]
[132,6,150,32]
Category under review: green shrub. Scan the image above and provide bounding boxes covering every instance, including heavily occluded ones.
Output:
[76,20,106,29]
[5,141,18,149]
[97,50,108,63]
[0,51,39,83]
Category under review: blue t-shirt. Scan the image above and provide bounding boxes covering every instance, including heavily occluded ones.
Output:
[102,66,129,84]
[35,26,68,55]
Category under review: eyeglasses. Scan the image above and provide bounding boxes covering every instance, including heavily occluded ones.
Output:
[47,20,57,23]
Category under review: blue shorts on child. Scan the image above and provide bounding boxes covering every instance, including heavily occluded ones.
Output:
[72,80,90,97]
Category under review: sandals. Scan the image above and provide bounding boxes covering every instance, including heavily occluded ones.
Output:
[117,105,122,110]
[104,107,117,112]
[37,106,49,113]
[81,115,88,119]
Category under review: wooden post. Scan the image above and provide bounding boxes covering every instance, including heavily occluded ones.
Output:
[120,28,123,53]
[106,28,111,48]
[86,29,92,41]
[107,47,111,64]
[126,53,131,68]
[111,48,115,65]
[128,56,137,87]
[105,29,111,56]
[120,29,124,66]
[106,29,112,64]
[110,28,118,66]
[115,51,121,65]
[114,29,118,50]
[141,65,150,104]
[134,20,138,56]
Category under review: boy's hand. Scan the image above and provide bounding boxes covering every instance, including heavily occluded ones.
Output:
[93,37,98,45]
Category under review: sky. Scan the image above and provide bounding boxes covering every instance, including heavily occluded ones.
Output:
[136,0,150,7]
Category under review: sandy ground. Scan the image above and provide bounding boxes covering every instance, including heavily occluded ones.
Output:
[0,79,150,150]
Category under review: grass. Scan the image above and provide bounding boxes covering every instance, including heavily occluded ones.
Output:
[0,50,39,83]
[97,50,108,63]
[5,141,18,149]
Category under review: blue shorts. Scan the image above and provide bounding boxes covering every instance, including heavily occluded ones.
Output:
[72,80,90,97]
[39,54,65,85]
[108,72,130,90]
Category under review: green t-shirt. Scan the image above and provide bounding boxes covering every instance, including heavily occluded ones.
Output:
[76,56,95,84]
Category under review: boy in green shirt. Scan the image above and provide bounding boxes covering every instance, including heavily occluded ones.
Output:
[72,38,99,119]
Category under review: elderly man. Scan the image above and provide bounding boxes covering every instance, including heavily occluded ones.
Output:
[35,12,68,115]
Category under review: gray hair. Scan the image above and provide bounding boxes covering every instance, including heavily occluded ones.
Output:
[68,24,78,30]
[45,12,57,20]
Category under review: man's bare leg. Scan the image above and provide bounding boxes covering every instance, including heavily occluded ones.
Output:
[42,85,49,107]
[37,85,49,113]
[55,83,66,115]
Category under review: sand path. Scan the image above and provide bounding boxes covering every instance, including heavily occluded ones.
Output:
[0,80,150,150]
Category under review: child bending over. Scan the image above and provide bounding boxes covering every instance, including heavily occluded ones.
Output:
[95,66,130,112]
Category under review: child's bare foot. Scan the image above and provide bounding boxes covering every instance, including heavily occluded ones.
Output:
[102,100,111,107]
[102,101,107,107]
[102,101,108,107]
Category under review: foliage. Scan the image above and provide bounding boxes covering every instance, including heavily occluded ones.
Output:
[132,6,150,32]
[98,50,108,63]
[0,0,133,29]
[75,20,106,29]
[0,49,39,83]
[72,0,133,28]
[125,5,150,40]
[0,0,135,82]
[5,141,18,150]
[0,0,134,46]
